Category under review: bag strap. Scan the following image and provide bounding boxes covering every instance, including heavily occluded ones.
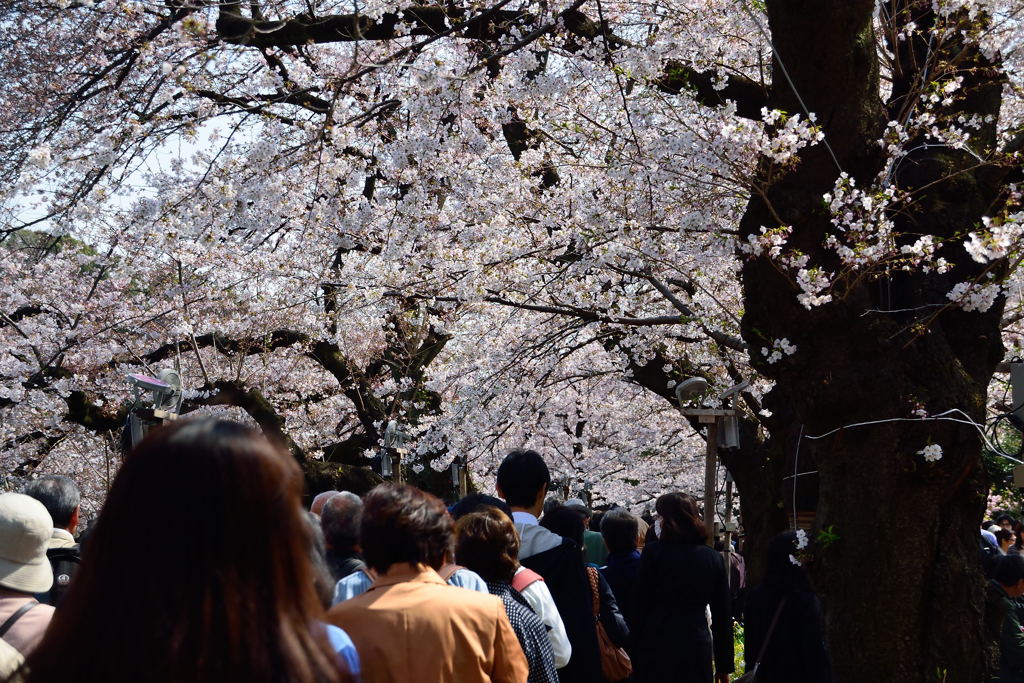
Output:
[511,568,543,593]
[438,564,464,582]
[749,596,788,675]
[0,600,39,640]
[586,566,600,619]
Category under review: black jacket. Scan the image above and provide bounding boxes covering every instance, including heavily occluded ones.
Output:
[518,523,604,683]
[744,586,833,683]
[630,541,733,683]
[600,550,641,630]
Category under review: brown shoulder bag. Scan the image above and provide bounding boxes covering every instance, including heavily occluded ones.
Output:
[586,566,632,682]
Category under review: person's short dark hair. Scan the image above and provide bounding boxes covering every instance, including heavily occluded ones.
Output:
[656,491,708,545]
[360,484,452,573]
[320,492,363,552]
[600,509,638,554]
[22,475,80,528]
[454,507,520,583]
[997,513,1017,527]
[540,504,584,551]
[997,528,1015,544]
[993,554,1024,587]
[449,494,512,521]
[496,450,550,508]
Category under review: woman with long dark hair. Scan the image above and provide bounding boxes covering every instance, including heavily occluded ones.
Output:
[630,492,733,683]
[18,417,356,683]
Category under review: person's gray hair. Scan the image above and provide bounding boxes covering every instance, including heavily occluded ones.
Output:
[320,491,362,552]
[310,490,340,516]
[301,510,334,608]
[22,475,80,528]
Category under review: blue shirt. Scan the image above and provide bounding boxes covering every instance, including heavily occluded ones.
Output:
[332,567,489,605]
[323,623,361,680]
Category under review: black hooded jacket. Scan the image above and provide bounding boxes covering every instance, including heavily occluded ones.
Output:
[516,520,603,683]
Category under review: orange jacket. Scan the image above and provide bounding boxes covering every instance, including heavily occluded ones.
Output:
[327,563,528,683]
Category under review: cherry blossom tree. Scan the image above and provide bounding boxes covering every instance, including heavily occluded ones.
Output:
[3,0,1024,679]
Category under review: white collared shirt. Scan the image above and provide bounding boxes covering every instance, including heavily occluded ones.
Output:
[511,511,539,527]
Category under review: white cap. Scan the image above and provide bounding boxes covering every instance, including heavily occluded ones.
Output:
[0,493,54,593]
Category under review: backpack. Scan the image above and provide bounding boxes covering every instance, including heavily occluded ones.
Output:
[39,546,81,606]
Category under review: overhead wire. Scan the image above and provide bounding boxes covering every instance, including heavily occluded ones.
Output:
[736,0,845,175]
[803,408,1023,464]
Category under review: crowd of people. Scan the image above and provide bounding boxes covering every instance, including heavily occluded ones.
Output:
[0,416,844,681]
[981,514,1024,683]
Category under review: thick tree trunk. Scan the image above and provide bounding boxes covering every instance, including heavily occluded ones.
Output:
[763,305,1001,682]
[738,1,1010,680]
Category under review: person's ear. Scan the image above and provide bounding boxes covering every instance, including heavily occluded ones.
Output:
[69,505,80,533]
[496,483,505,499]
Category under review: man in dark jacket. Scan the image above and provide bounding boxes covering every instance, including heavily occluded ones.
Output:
[988,555,1024,683]
[22,475,81,607]
[320,492,366,583]
[497,450,602,683]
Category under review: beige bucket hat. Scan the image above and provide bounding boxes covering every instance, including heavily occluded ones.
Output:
[0,493,54,594]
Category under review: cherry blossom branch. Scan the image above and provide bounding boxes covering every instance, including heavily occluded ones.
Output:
[441,293,685,326]
[655,61,769,121]
[216,3,530,49]
[141,329,311,364]
[607,268,748,351]
[191,380,305,460]
[213,0,769,122]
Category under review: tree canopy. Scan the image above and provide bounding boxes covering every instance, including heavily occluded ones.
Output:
[2,0,1024,678]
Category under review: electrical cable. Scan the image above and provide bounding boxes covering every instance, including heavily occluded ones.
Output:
[988,412,1024,459]
[792,423,803,530]
[737,0,845,175]
[803,408,1024,464]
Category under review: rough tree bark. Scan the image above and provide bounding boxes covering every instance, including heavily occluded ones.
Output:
[740,1,1014,680]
